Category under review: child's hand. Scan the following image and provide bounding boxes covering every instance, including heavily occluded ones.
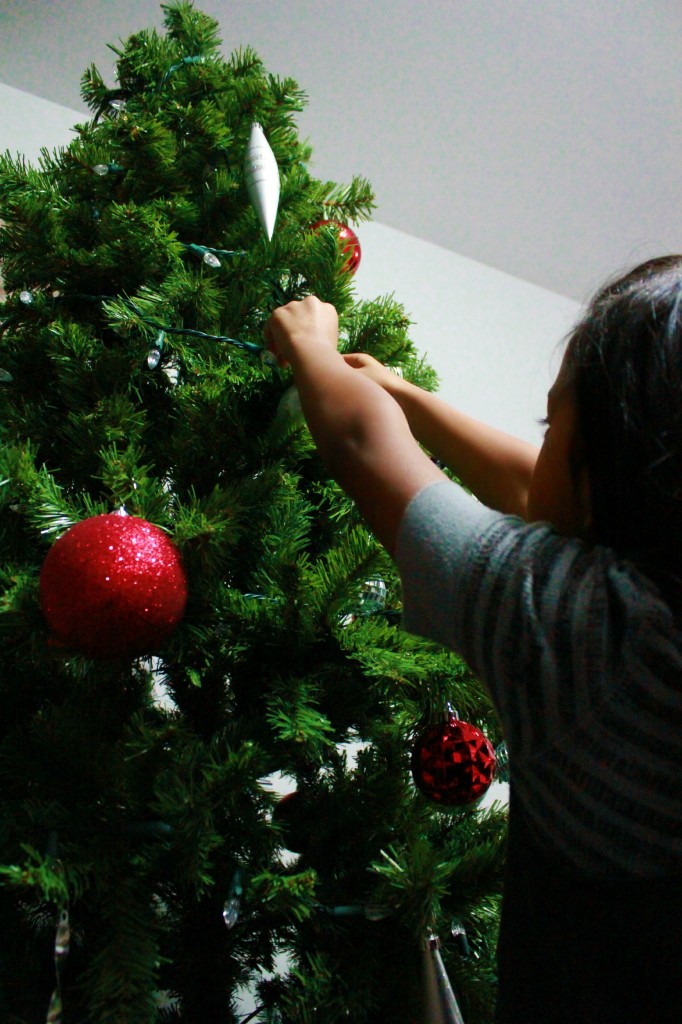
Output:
[264,296,339,368]
[343,352,404,397]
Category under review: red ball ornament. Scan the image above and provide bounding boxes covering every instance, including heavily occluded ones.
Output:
[411,711,497,807]
[310,219,361,274]
[272,789,323,854]
[39,513,188,659]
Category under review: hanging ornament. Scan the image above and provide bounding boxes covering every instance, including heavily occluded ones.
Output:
[450,918,470,958]
[411,709,496,807]
[261,349,278,368]
[275,384,305,427]
[273,789,324,855]
[359,578,387,613]
[494,739,510,782]
[421,933,466,1024]
[338,578,389,627]
[310,220,361,275]
[39,513,188,659]
[243,122,280,240]
[273,790,308,854]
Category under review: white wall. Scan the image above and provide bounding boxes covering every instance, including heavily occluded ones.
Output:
[0,83,84,164]
[354,222,579,444]
[0,81,580,443]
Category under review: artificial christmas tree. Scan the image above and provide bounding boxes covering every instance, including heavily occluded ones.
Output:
[0,4,506,1022]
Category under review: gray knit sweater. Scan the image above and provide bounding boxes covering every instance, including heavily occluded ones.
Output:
[396,480,682,878]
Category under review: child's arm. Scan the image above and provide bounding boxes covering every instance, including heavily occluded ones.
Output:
[343,353,539,518]
[265,297,446,555]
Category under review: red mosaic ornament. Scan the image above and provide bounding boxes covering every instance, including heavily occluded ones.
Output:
[39,512,188,660]
[411,710,497,807]
[310,219,361,274]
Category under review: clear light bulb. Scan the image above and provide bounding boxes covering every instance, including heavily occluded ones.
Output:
[364,903,392,922]
[54,910,71,959]
[222,896,241,929]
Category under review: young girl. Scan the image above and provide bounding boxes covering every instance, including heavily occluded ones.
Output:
[264,256,682,1023]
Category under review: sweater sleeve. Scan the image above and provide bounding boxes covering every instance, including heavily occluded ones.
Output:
[395,480,505,651]
[395,479,594,754]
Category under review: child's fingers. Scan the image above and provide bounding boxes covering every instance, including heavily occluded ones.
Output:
[342,352,394,388]
[264,296,339,367]
[263,318,290,368]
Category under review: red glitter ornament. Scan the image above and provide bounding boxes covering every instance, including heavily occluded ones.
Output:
[411,711,497,807]
[310,219,361,274]
[39,513,188,660]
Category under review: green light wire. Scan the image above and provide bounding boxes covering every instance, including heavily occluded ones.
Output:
[121,296,271,359]
[160,55,207,87]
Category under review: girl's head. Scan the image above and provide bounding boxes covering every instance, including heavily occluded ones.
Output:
[559,255,682,601]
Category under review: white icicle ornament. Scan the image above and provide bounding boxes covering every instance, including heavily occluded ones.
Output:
[243,122,280,240]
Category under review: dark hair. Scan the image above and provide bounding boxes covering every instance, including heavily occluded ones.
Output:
[564,255,682,609]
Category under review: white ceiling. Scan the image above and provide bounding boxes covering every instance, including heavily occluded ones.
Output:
[1,0,681,301]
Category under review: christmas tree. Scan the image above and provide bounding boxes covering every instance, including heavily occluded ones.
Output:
[0,4,506,1022]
